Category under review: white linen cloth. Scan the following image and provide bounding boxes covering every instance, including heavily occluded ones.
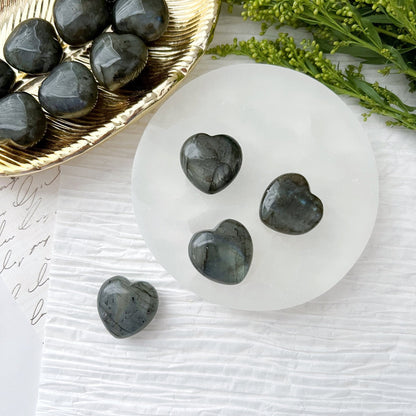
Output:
[36,9,416,415]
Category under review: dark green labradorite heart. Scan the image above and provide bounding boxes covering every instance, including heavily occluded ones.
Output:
[90,32,148,91]
[260,173,323,235]
[0,92,47,148]
[189,219,253,285]
[180,133,243,194]
[4,18,63,74]
[39,62,98,119]
[53,0,110,46]
[97,276,158,339]
[113,0,169,43]
[0,59,15,98]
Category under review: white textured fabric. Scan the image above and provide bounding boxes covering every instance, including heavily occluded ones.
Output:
[37,9,416,416]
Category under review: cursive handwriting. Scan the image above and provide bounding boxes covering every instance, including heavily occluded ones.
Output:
[28,262,49,293]
[12,283,21,300]
[0,177,18,192]
[0,249,17,275]
[43,167,61,187]
[13,176,37,208]
[36,213,50,224]
[30,298,46,326]
[18,197,42,231]
[0,168,60,330]
[29,236,50,256]
[0,214,15,248]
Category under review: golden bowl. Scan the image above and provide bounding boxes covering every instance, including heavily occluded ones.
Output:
[0,0,221,176]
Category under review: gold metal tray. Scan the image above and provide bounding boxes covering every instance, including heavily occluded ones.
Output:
[0,0,221,176]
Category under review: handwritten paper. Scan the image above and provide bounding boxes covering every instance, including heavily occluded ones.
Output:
[0,168,60,335]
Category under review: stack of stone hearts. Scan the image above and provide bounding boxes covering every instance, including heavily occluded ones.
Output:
[0,0,168,148]
[181,133,324,286]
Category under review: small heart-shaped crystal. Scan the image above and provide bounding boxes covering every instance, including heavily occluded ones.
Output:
[97,276,158,338]
[180,133,242,194]
[189,219,253,285]
[113,0,169,43]
[54,0,110,46]
[4,18,63,74]
[260,173,323,235]
[39,62,98,119]
[0,92,47,148]
[90,32,148,91]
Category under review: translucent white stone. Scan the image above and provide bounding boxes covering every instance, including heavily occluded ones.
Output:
[132,64,378,311]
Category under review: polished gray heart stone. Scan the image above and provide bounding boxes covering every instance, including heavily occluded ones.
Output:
[97,276,158,338]
[54,0,110,46]
[90,32,148,91]
[0,60,15,98]
[0,92,46,148]
[260,173,323,235]
[180,133,243,194]
[39,62,98,119]
[189,219,253,285]
[4,18,63,74]
[113,0,169,42]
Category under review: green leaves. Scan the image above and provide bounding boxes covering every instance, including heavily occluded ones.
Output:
[382,44,410,72]
[235,0,416,81]
[304,58,320,76]
[350,78,385,105]
[212,0,416,130]
[360,17,383,48]
[364,14,396,25]
[336,45,388,63]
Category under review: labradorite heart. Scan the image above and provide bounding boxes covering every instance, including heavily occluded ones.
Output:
[0,92,47,148]
[90,32,148,91]
[260,173,323,235]
[113,0,169,43]
[180,133,243,194]
[0,59,15,98]
[189,219,253,285]
[39,62,98,119]
[4,18,63,74]
[53,0,110,46]
[97,276,158,338]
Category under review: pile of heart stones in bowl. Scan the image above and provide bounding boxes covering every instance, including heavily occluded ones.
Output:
[97,133,324,339]
[0,0,168,148]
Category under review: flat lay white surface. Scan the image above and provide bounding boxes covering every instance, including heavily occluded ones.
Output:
[37,111,415,415]
[0,6,415,416]
[132,63,378,311]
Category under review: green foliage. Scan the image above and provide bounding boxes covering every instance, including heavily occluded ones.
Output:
[213,0,416,129]
[225,0,416,79]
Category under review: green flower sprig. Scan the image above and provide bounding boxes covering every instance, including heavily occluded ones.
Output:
[353,0,416,44]
[208,34,416,129]
[225,0,416,78]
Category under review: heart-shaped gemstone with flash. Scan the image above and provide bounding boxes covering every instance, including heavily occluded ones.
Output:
[97,276,158,338]
[188,219,253,285]
[180,133,242,194]
[260,173,323,235]
[90,33,148,91]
